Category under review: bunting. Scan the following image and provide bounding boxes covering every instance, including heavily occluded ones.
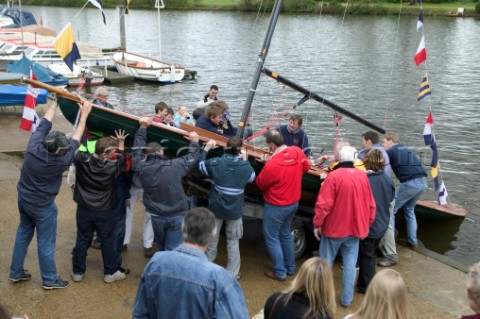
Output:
[418,73,431,101]
[414,35,427,66]
[88,0,107,25]
[125,0,131,15]
[417,11,423,31]
[423,112,448,204]
[20,70,40,132]
[53,22,81,72]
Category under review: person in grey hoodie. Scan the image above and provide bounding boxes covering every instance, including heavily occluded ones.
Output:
[132,117,200,252]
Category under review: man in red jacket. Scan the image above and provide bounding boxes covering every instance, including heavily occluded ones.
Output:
[313,145,376,308]
[256,130,310,282]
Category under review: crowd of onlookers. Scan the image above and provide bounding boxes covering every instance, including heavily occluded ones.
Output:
[5,84,479,319]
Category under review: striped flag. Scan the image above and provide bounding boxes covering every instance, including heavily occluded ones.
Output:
[418,73,431,101]
[53,22,81,72]
[417,11,423,31]
[423,112,448,204]
[20,70,40,132]
[88,0,107,25]
[414,36,427,66]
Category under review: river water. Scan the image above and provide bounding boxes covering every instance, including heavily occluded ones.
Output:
[24,5,480,267]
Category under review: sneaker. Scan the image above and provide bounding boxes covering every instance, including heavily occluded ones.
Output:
[43,278,69,290]
[118,267,130,275]
[236,273,242,281]
[144,247,155,258]
[104,270,127,284]
[71,272,84,282]
[10,271,32,283]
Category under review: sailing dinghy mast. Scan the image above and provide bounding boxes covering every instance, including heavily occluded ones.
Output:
[236,0,283,138]
[262,68,386,134]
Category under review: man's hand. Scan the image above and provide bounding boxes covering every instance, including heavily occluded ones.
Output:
[188,131,199,143]
[114,129,129,143]
[204,140,216,152]
[240,149,248,161]
[139,117,151,128]
[313,228,322,241]
[79,100,93,117]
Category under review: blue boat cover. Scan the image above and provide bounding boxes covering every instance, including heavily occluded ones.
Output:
[7,55,68,87]
[0,84,48,107]
[0,6,37,28]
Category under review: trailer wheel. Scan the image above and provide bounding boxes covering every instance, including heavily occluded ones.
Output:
[291,219,306,259]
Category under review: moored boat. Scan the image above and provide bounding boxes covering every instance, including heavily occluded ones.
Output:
[47,63,104,87]
[112,51,185,83]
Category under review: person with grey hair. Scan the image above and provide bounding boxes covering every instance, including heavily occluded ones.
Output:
[132,207,249,319]
[313,145,376,308]
[10,97,92,290]
[92,86,113,109]
[463,262,480,319]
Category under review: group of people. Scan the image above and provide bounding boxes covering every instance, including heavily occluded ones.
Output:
[8,83,478,319]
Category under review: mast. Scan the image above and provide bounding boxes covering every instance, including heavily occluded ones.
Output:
[236,0,283,138]
[262,68,386,134]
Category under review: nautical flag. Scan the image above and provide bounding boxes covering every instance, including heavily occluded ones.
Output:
[414,35,427,66]
[418,73,431,101]
[125,0,131,15]
[423,112,448,204]
[417,11,423,31]
[53,23,81,72]
[20,70,41,132]
[438,181,448,205]
[88,0,107,25]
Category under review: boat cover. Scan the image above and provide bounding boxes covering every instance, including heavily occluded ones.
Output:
[0,84,47,107]
[6,55,68,87]
[0,6,37,28]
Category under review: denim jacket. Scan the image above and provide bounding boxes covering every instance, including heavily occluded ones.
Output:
[132,244,249,319]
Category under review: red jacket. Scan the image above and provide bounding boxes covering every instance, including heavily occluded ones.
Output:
[313,165,376,238]
[256,146,310,206]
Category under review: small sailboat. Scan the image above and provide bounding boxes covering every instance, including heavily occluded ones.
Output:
[47,63,104,87]
[112,51,184,83]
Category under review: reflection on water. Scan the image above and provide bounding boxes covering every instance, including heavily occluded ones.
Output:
[24,6,480,266]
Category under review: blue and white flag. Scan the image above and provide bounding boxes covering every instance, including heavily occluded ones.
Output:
[423,112,448,204]
[417,11,424,31]
[88,0,106,25]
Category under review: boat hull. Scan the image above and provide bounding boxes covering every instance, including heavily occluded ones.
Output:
[56,98,467,221]
[113,51,185,83]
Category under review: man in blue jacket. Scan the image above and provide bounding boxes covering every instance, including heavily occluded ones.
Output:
[132,117,200,252]
[199,136,255,280]
[133,207,249,319]
[10,97,92,290]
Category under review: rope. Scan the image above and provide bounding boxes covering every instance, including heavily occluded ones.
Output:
[383,0,403,130]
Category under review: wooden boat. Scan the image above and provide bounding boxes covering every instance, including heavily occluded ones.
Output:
[47,63,104,87]
[112,51,185,83]
[22,0,468,256]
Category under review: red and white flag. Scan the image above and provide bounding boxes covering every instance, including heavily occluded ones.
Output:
[20,70,41,132]
[414,35,427,66]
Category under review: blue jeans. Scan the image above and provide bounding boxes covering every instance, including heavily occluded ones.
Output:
[72,206,117,275]
[262,202,298,278]
[113,199,127,267]
[319,235,359,307]
[392,177,427,245]
[10,196,59,285]
[150,213,184,251]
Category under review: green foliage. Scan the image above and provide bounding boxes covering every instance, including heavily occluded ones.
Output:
[476,0,480,12]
